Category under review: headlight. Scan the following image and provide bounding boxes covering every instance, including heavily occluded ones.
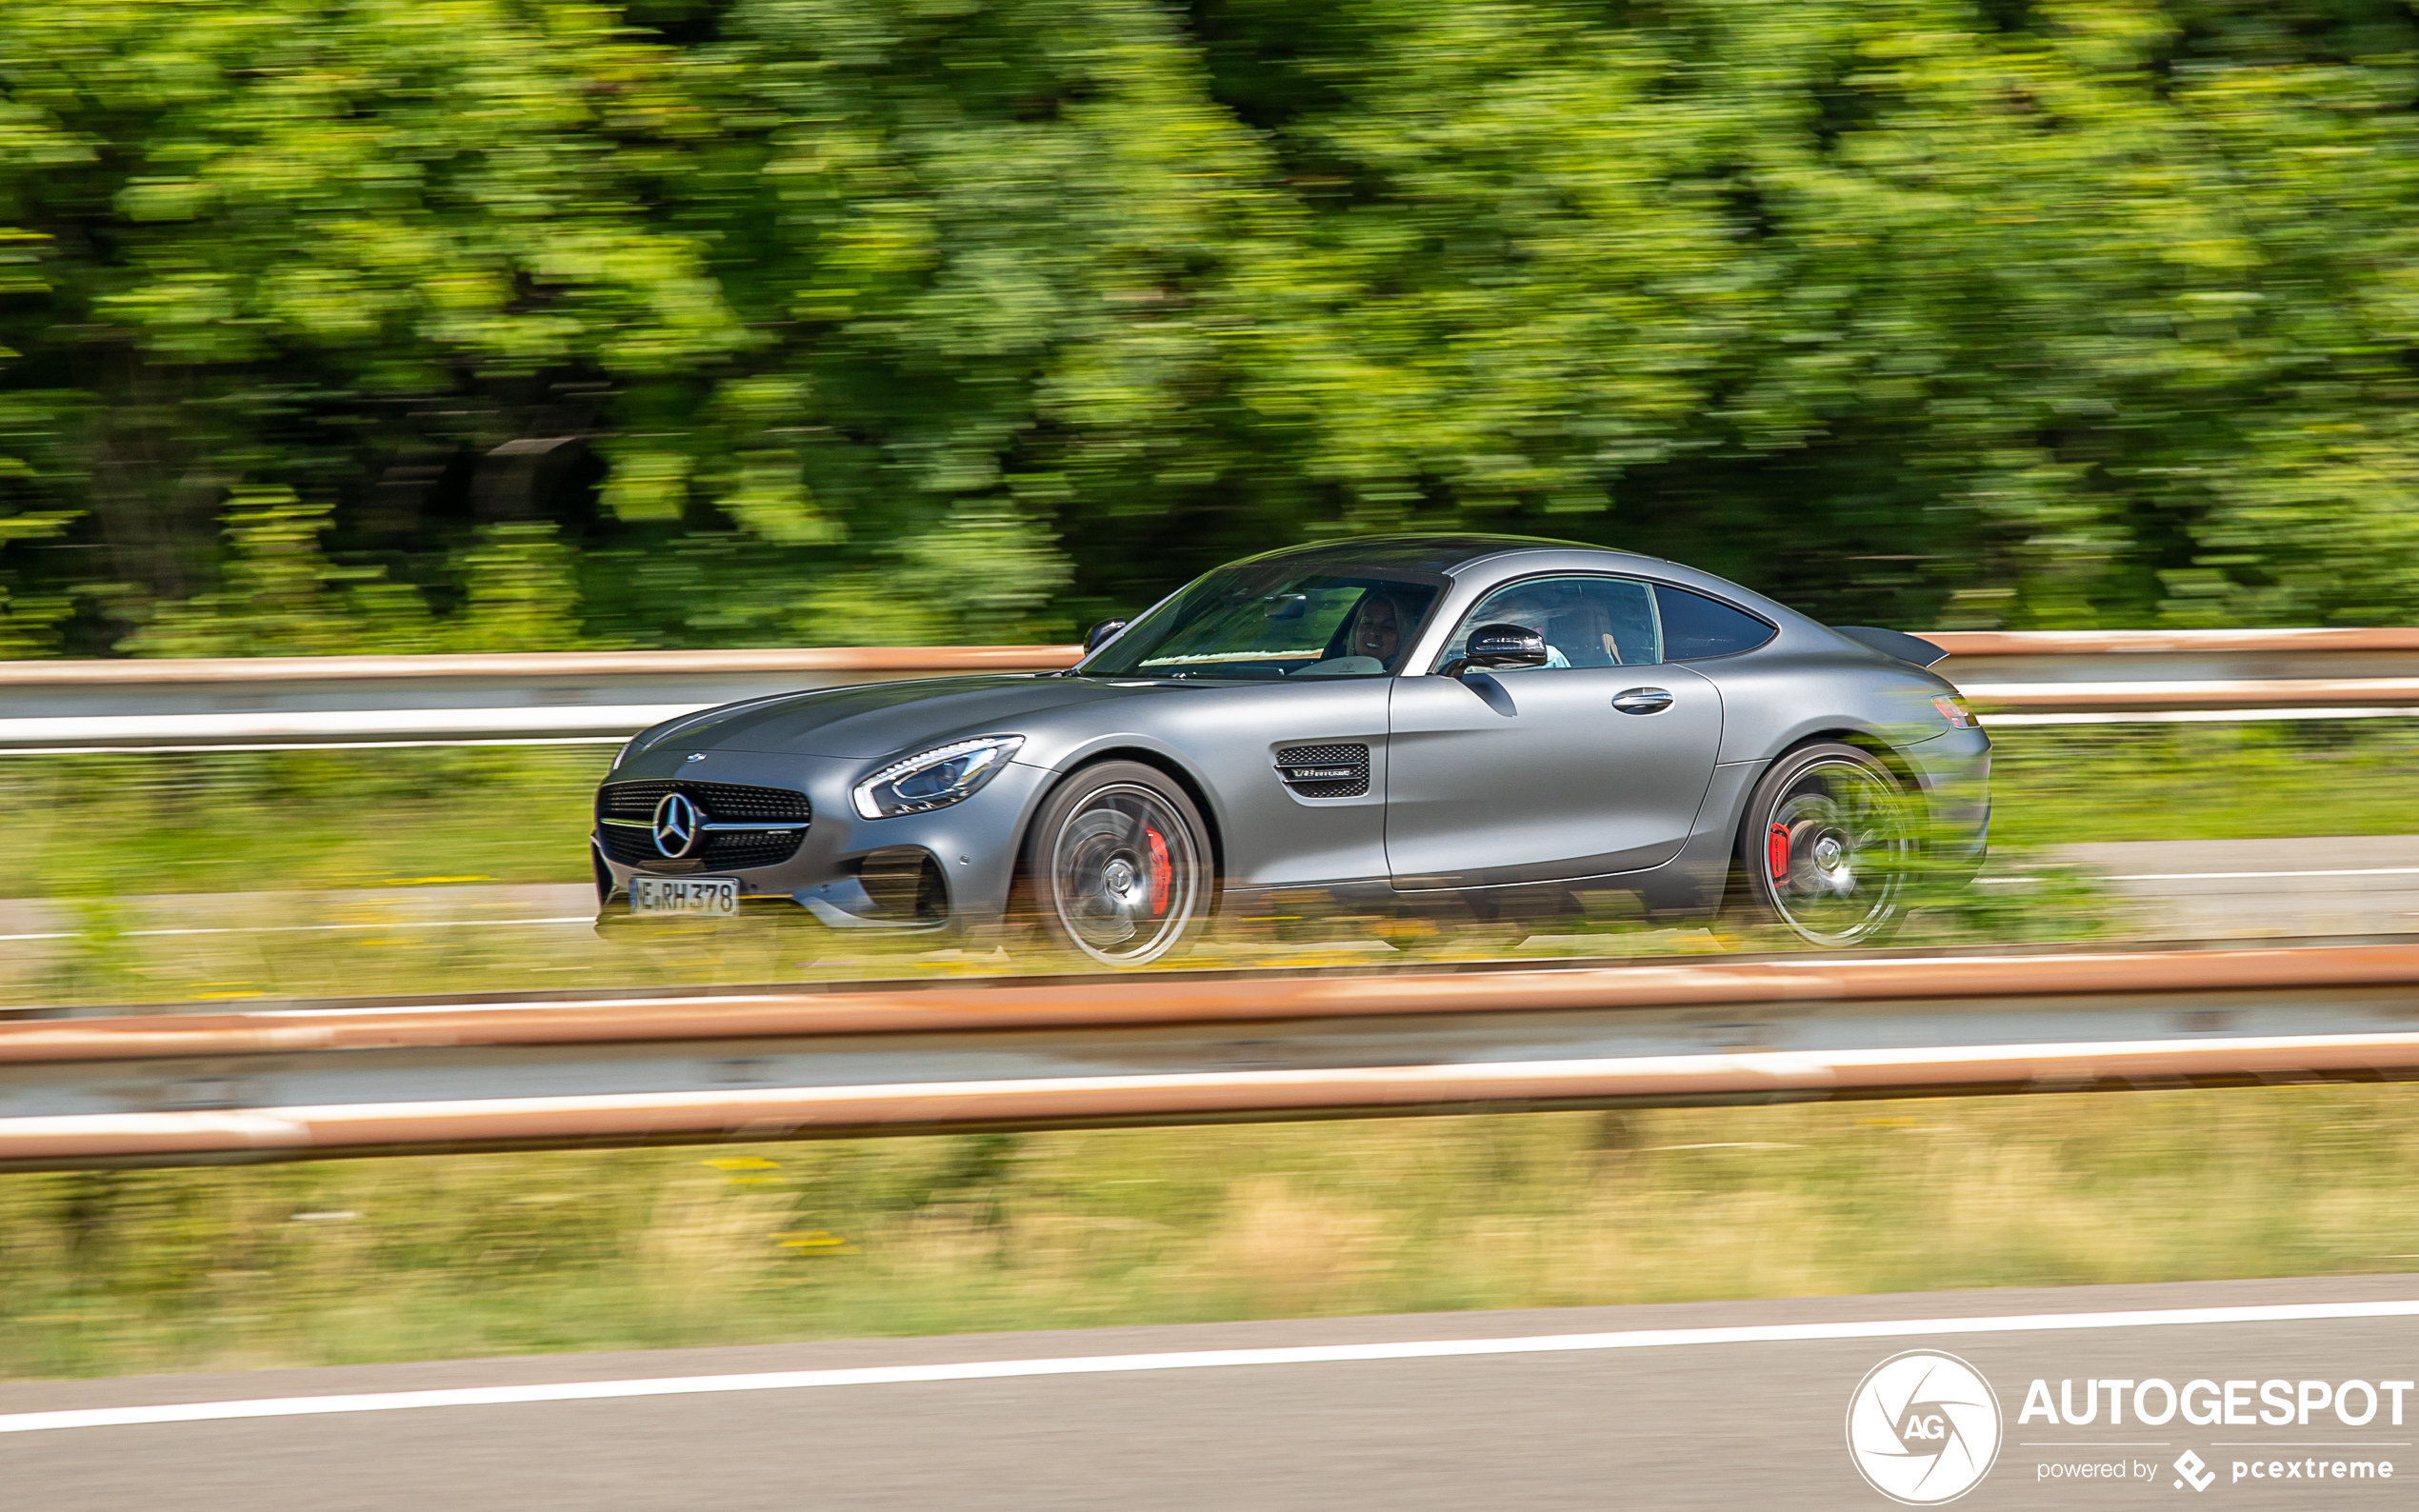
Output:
[851,735,1026,819]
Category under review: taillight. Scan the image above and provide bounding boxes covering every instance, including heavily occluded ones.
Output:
[1931,694,1975,729]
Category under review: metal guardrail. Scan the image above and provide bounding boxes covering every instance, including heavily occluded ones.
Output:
[5,941,2417,1169]
[0,646,1085,751]
[1938,628,2419,724]
[5,628,2419,750]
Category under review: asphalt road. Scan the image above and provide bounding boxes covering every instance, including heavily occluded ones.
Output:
[2043,836,2419,940]
[6,1275,2418,1511]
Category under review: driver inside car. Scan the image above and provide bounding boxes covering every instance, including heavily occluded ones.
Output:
[1349,591,1406,666]
[1294,588,1415,677]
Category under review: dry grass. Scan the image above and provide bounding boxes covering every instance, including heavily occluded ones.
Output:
[7,1084,2419,1380]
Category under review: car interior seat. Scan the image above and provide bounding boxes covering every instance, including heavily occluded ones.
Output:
[1549,603,1621,666]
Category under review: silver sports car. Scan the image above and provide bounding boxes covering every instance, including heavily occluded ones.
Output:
[593,534,1989,963]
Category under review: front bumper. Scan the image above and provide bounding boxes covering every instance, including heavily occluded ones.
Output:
[592,749,1055,933]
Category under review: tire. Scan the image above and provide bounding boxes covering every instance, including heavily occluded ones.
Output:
[1732,742,1914,947]
[1020,761,1213,966]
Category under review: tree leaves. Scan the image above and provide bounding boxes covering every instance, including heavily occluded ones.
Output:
[2,0,2418,652]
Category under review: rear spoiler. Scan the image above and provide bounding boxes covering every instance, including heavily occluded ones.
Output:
[1833,626,1950,668]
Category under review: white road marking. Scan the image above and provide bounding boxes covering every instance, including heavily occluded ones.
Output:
[0,917,591,944]
[2,1299,2413,1437]
[1987,706,2419,726]
[2101,867,2419,882]
[1978,865,2419,885]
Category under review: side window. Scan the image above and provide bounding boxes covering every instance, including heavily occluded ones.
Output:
[1655,585,1775,660]
[1445,576,1662,668]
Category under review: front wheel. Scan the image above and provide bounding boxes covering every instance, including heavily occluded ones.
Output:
[1733,742,1914,947]
[1022,761,1212,966]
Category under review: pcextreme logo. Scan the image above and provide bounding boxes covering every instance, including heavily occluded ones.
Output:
[1847,1351,2005,1505]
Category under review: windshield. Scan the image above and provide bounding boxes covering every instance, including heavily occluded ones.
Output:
[1079,567,1443,681]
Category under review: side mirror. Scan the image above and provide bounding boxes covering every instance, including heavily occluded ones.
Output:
[1085,618,1130,652]
[1451,623,1549,677]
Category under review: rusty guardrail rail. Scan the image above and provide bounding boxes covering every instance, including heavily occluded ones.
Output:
[5,941,2418,1169]
[7,628,2419,751]
[1935,627,2419,724]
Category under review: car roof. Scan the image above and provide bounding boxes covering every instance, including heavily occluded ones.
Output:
[1234,533,1663,575]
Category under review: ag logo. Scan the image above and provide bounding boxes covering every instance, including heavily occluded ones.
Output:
[1847,1350,2002,1504]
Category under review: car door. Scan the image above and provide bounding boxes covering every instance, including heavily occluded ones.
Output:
[1148,679,1395,886]
[1384,573,1724,889]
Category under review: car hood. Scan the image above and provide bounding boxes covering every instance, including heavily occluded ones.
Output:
[633,674,1141,759]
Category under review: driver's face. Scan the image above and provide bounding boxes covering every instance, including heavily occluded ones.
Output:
[1352,597,1401,661]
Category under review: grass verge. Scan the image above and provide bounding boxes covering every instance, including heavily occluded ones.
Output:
[6,746,610,898]
[1987,719,2419,847]
[15,718,2419,903]
[6,1085,2417,1380]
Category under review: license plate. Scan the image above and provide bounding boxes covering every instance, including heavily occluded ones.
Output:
[629,876,739,917]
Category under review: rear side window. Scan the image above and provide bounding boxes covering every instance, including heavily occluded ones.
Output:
[1655,585,1775,660]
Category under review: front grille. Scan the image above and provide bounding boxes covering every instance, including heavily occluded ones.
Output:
[597,781,810,824]
[698,829,806,869]
[1273,743,1370,799]
[595,780,810,872]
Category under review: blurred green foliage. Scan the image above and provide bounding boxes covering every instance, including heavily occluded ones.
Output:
[4,0,2419,654]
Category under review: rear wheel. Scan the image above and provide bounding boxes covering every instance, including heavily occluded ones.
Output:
[1023,762,1212,966]
[1734,742,1914,947]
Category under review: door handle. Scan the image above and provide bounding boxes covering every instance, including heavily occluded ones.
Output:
[1611,686,1674,715]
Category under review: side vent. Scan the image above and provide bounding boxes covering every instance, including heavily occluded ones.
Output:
[1274,744,1370,799]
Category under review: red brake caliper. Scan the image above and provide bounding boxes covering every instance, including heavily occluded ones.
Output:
[1766,822,1792,883]
[1145,828,1172,914]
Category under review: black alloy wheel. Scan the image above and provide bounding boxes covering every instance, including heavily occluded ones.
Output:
[1735,741,1915,947]
[1024,761,1212,966]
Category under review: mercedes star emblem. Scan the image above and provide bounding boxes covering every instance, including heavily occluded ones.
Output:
[651,791,702,858]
